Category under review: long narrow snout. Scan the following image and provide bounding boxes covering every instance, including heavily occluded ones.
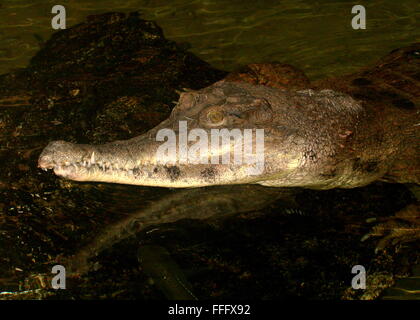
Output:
[38,126,267,188]
[38,137,164,185]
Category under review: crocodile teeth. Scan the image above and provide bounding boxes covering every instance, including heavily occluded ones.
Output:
[90,152,95,164]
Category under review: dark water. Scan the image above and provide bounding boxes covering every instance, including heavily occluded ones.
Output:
[0,0,418,77]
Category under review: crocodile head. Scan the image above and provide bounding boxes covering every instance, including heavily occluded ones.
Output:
[38,80,363,188]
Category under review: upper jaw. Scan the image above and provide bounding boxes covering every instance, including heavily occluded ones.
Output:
[37,140,154,183]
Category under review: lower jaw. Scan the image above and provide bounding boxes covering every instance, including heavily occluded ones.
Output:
[50,166,156,186]
[53,167,87,181]
[50,167,209,187]
[49,165,249,188]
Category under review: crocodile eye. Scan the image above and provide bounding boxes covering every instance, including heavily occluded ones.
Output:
[207,110,225,124]
[199,106,227,127]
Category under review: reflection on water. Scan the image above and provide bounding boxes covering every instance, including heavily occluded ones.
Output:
[62,183,299,277]
[0,0,418,78]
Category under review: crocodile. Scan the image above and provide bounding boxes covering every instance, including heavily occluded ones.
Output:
[35,43,420,296]
[38,44,419,190]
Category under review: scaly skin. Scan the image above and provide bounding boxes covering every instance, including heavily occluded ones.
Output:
[38,44,419,190]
